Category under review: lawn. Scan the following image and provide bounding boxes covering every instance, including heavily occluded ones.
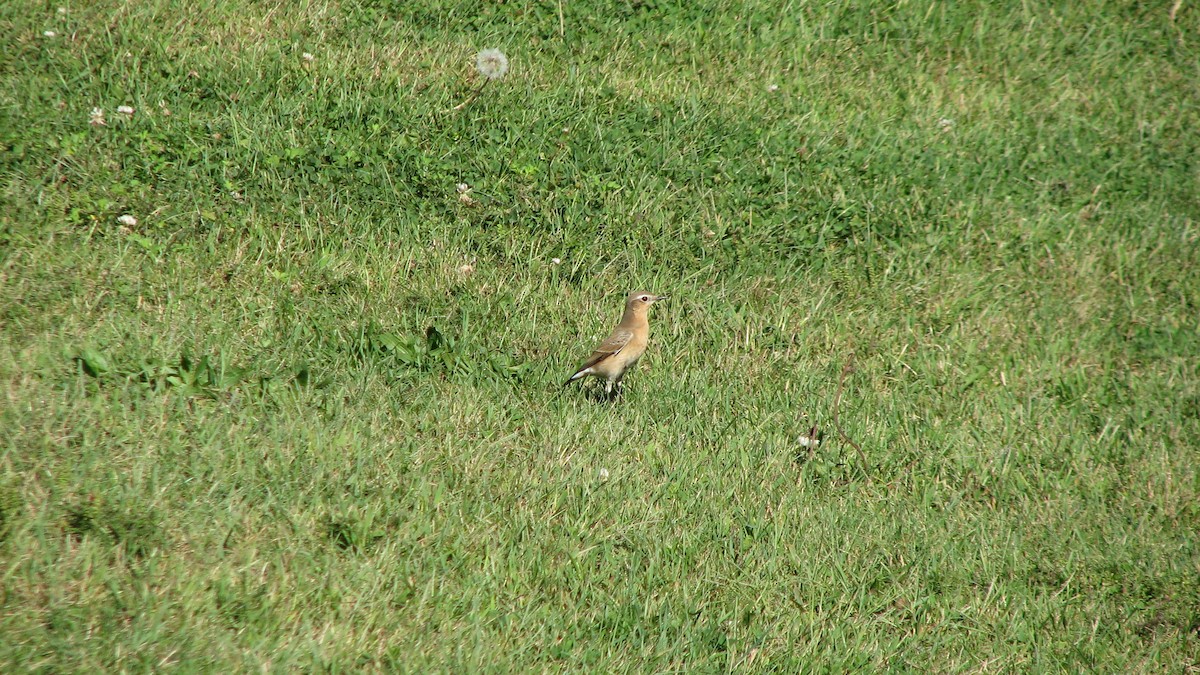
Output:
[1,0,1198,670]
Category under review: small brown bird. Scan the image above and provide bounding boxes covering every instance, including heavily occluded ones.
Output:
[564,290,667,397]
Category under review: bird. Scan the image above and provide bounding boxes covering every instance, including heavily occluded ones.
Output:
[564,290,667,398]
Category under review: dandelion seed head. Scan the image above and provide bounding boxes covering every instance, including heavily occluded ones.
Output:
[456,183,470,194]
[458,263,475,275]
[598,468,610,481]
[475,48,509,80]
[89,107,106,126]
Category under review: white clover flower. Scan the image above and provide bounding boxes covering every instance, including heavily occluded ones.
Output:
[598,468,610,481]
[475,48,509,80]
[117,105,135,115]
[551,258,562,265]
[798,435,820,449]
[458,263,475,275]
[302,52,314,62]
[89,107,106,126]
[57,7,67,14]
[117,214,138,227]
[44,30,57,38]
[456,183,477,204]
[767,84,779,92]
[938,117,954,130]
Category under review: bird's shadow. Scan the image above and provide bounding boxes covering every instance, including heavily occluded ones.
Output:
[580,385,623,404]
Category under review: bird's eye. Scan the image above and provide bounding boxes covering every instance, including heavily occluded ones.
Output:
[640,295,650,301]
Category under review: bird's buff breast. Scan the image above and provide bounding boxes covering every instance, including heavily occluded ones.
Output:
[595,334,648,378]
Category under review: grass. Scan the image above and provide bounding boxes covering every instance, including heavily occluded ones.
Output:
[1,0,1198,670]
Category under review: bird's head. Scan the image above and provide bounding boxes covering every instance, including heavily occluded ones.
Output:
[625,291,667,313]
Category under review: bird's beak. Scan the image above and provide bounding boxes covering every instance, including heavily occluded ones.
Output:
[654,295,669,302]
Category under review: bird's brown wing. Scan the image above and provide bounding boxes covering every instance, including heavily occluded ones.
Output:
[572,328,633,374]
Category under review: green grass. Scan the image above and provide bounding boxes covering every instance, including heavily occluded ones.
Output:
[2,0,1198,670]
